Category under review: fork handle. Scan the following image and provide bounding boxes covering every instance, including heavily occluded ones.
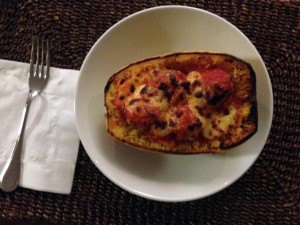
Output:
[0,91,35,192]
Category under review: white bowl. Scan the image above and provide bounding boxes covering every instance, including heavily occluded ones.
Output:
[75,6,273,202]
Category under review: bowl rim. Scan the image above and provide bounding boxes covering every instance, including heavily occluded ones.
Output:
[75,5,273,202]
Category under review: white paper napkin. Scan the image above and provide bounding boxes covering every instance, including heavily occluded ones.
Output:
[0,59,80,194]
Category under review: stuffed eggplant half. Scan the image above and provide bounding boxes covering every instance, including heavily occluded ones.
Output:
[104,52,257,154]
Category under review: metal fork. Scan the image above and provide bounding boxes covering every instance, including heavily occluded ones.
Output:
[0,38,50,192]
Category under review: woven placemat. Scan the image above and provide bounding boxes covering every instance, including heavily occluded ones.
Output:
[0,0,299,224]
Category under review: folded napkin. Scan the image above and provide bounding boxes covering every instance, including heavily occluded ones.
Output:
[0,59,79,194]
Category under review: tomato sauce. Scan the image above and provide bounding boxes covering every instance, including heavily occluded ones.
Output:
[201,69,233,91]
[113,68,236,147]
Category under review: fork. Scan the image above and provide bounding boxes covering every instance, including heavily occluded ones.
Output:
[0,38,50,192]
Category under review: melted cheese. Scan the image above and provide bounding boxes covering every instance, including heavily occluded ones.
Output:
[217,107,237,131]
[186,69,239,139]
[202,123,221,138]
[125,84,169,112]
[123,70,244,141]
[188,96,207,124]
[202,107,237,139]
[124,85,145,112]
[151,124,172,137]
[149,89,169,110]
[187,71,202,84]
[188,91,237,140]
[151,111,172,137]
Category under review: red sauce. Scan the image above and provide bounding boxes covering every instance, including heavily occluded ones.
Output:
[201,69,233,91]
[170,105,199,141]
[113,97,125,110]
[113,68,237,147]
[149,70,187,88]
[124,103,161,128]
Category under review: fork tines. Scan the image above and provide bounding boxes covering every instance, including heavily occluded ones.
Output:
[30,38,50,79]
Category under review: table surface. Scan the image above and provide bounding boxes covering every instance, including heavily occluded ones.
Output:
[0,0,299,224]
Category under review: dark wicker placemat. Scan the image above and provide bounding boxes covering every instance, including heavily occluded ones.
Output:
[0,0,299,224]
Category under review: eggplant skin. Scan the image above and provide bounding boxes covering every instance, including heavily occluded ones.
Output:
[104,52,258,154]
